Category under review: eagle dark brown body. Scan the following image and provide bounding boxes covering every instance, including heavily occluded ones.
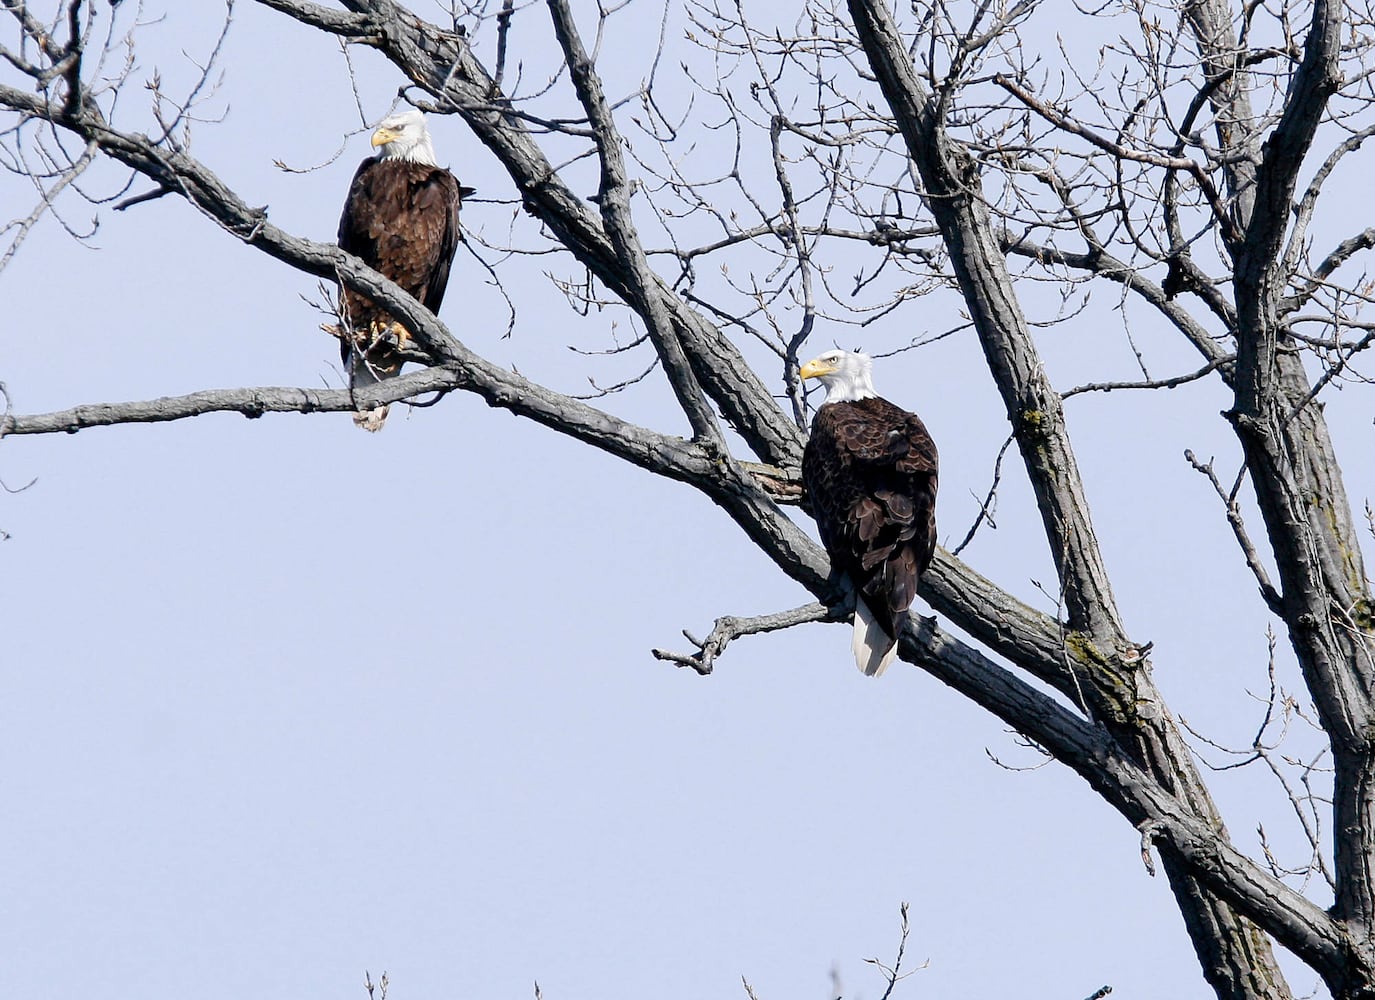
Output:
[337,156,463,382]
[803,395,939,674]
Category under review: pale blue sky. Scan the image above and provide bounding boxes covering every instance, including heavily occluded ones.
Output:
[3,3,1364,999]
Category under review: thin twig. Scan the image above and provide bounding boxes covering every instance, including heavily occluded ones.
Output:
[1184,450,1284,613]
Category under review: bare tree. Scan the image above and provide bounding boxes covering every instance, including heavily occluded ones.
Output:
[4,1,1375,997]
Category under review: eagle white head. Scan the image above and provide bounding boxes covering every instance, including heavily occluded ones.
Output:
[799,349,878,404]
[371,110,438,166]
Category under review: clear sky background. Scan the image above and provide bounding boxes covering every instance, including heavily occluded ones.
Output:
[3,3,1368,999]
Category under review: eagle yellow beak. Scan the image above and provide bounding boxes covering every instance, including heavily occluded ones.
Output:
[371,126,399,148]
[799,358,832,380]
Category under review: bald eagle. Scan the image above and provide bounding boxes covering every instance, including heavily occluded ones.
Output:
[800,350,938,677]
[336,110,474,431]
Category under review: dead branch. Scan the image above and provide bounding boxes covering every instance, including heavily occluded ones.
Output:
[652,601,841,674]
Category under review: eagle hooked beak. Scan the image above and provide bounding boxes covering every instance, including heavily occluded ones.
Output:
[371,126,400,148]
[798,357,834,380]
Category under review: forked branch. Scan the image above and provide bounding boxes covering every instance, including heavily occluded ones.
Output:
[652,601,842,674]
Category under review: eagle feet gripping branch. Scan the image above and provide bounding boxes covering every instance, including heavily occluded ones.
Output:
[334,109,476,432]
[345,319,412,352]
[799,349,939,677]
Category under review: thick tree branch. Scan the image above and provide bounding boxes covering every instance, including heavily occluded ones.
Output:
[1203,0,1375,948]
[649,584,1362,987]
[847,0,1126,648]
[899,615,1349,985]
[0,362,728,489]
[1182,0,1263,236]
[1233,0,1340,411]
[545,0,723,448]
[0,369,462,434]
[250,0,376,36]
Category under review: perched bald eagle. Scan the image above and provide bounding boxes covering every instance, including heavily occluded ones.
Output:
[336,110,474,431]
[800,350,939,677]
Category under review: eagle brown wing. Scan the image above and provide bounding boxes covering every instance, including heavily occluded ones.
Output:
[337,158,465,378]
[802,396,939,640]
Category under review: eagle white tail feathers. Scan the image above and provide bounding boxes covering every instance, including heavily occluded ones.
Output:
[348,358,390,432]
[853,596,900,677]
[352,405,389,432]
